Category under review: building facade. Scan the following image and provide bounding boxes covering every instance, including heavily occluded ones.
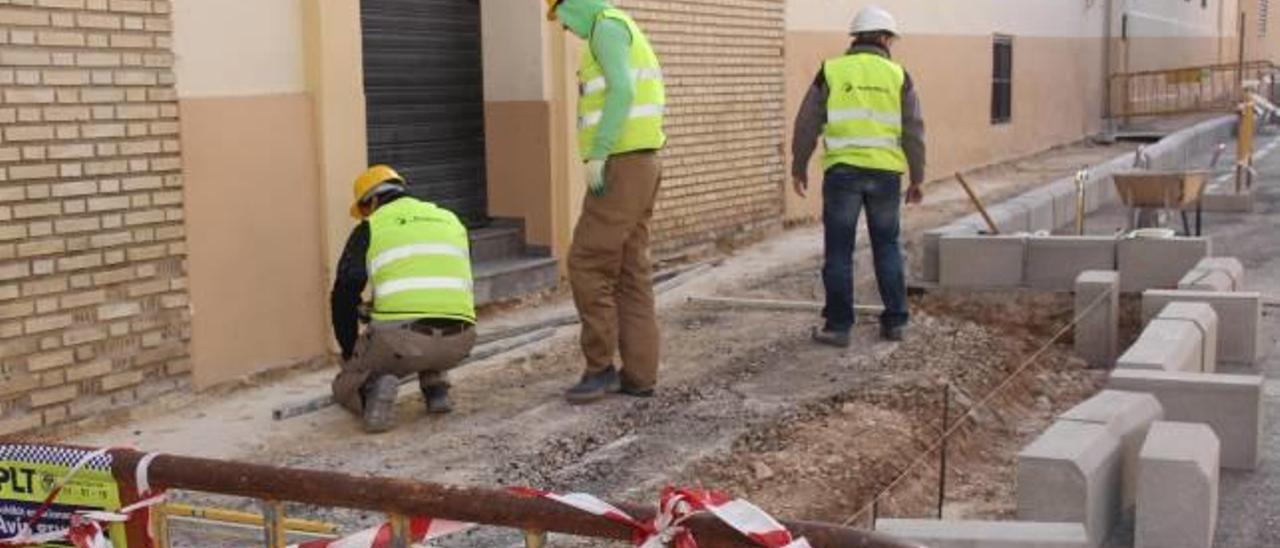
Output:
[0,0,1270,434]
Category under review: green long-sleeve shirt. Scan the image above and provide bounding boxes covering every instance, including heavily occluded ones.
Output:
[557,0,634,160]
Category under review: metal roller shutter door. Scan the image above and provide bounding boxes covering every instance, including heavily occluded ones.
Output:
[361,0,489,225]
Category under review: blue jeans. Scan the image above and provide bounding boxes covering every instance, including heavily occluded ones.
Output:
[821,166,909,332]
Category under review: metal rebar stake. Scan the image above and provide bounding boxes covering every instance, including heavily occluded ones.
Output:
[524,529,548,548]
[389,513,411,548]
[937,384,950,520]
[262,500,287,548]
[152,504,171,548]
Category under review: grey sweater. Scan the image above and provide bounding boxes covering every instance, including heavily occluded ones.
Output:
[791,43,926,184]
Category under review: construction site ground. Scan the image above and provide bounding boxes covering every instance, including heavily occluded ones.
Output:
[53,138,1160,546]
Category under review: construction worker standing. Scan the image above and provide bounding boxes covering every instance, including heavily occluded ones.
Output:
[791,6,926,347]
[547,0,666,404]
[330,165,477,433]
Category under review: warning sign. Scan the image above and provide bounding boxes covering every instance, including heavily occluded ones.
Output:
[0,445,129,547]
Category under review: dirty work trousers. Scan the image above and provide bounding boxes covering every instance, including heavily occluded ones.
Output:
[569,150,662,390]
[332,320,476,414]
[821,165,910,333]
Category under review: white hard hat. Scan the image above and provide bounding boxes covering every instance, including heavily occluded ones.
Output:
[850,5,898,36]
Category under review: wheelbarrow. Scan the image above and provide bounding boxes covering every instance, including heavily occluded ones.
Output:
[1113,170,1208,236]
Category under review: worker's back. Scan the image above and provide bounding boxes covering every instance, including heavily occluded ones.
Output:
[821,52,908,175]
[366,197,475,324]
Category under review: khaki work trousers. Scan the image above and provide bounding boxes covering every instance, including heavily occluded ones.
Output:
[569,150,662,389]
[332,320,476,414]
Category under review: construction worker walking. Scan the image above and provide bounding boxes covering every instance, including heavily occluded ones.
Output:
[791,5,926,347]
[547,0,666,404]
[330,165,477,433]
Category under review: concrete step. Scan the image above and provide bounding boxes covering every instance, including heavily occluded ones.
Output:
[474,255,559,305]
[469,221,525,263]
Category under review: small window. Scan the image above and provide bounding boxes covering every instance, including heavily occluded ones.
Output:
[992,36,1013,125]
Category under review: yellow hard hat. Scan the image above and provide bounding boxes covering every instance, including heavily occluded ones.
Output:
[544,0,559,21]
[350,165,406,219]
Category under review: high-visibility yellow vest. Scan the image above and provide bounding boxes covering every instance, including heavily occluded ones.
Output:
[366,197,475,323]
[577,8,666,158]
[822,53,908,173]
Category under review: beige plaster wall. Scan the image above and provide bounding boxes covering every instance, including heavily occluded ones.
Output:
[302,0,368,277]
[171,0,353,384]
[180,95,328,387]
[172,0,307,97]
[481,0,557,249]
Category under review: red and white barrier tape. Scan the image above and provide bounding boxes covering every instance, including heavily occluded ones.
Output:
[512,486,811,548]
[291,517,474,548]
[0,448,166,548]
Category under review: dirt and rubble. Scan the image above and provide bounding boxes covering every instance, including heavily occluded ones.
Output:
[58,139,1144,546]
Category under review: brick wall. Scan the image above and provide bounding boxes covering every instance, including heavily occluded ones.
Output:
[620,0,787,257]
[0,0,189,435]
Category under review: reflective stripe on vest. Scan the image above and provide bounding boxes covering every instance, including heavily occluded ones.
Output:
[578,103,665,130]
[369,243,469,276]
[366,197,476,323]
[374,277,473,298]
[822,53,908,174]
[582,67,664,95]
[577,8,666,157]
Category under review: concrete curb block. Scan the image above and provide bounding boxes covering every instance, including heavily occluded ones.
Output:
[1026,236,1118,291]
[1116,318,1206,373]
[1059,390,1164,512]
[1178,257,1245,292]
[939,234,1026,288]
[1136,421,1220,548]
[1142,290,1264,366]
[1108,369,1263,470]
[1017,421,1122,547]
[875,519,1090,548]
[1152,302,1219,372]
[1074,271,1120,368]
[1200,188,1254,212]
[1117,237,1211,293]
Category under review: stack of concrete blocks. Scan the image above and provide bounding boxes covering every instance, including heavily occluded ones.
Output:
[1178,257,1245,292]
[1016,421,1122,547]
[917,115,1237,287]
[875,519,1090,548]
[1142,290,1265,366]
[1058,391,1165,514]
[1116,302,1218,373]
[1136,422,1220,548]
[1109,370,1263,470]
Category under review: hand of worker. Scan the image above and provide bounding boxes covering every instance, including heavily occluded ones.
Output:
[905,182,924,205]
[792,175,808,198]
[585,159,607,197]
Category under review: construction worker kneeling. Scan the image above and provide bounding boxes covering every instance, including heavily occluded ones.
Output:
[330,165,477,433]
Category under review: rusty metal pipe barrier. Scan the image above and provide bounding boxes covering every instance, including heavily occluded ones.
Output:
[82,446,922,548]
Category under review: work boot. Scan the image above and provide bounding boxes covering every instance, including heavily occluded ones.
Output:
[812,327,851,348]
[617,379,655,399]
[565,366,621,405]
[361,375,400,433]
[881,324,907,342]
[423,385,453,415]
